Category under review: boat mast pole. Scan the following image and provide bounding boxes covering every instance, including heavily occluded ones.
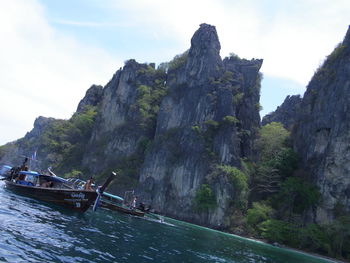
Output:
[92,172,117,212]
[100,172,117,193]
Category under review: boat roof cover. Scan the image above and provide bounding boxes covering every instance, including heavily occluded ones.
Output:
[18,171,68,183]
[40,174,68,183]
[19,171,40,176]
[0,165,12,176]
[103,192,124,201]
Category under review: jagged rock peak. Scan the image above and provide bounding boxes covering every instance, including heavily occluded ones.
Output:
[185,23,223,82]
[124,59,142,70]
[190,23,221,55]
[76,84,103,112]
[27,116,58,138]
[343,25,350,46]
[33,116,57,128]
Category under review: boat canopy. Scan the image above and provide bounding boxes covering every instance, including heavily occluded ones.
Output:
[0,165,12,176]
[51,176,69,183]
[40,174,68,183]
[19,171,40,176]
[16,171,68,183]
[103,192,124,201]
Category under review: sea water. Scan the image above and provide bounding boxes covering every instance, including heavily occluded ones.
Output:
[0,181,338,263]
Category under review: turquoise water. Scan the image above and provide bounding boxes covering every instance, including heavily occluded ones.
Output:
[0,181,338,263]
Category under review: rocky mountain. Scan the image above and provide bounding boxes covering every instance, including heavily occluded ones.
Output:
[79,59,168,195]
[0,24,263,229]
[264,26,350,223]
[83,23,262,228]
[2,23,350,259]
[262,95,302,130]
[293,26,350,223]
[0,116,65,169]
[138,24,262,227]
[76,84,103,113]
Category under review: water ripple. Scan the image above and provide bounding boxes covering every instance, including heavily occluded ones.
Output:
[0,181,338,263]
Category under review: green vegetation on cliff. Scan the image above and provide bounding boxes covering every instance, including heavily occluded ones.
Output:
[314,42,346,82]
[216,165,248,209]
[12,106,98,176]
[195,184,217,211]
[134,79,167,130]
[243,122,350,261]
[168,50,189,71]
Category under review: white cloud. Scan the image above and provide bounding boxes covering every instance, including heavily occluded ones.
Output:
[0,0,120,145]
[53,19,128,28]
[1,0,349,144]
[112,0,350,85]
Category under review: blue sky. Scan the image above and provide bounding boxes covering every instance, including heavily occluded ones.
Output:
[0,0,349,145]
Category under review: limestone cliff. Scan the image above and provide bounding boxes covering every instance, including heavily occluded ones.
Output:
[0,116,66,170]
[2,23,350,259]
[76,84,103,113]
[262,95,302,130]
[293,26,350,223]
[80,60,167,193]
[0,24,262,229]
[138,24,262,228]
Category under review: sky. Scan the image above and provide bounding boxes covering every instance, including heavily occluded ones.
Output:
[0,0,349,145]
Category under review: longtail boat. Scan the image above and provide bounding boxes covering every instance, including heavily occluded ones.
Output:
[0,159,116,213]
[100,192,145,217]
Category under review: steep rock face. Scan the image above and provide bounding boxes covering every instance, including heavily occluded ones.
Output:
[293,26,350,223]
[185,23,222,84]
[76,85,103,113]
[82,60,166,187]
[223,56,263,157]
[262,95,302,130]
[139,24,262,228]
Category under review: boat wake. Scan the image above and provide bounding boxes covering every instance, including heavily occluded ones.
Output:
[143,214,175,227]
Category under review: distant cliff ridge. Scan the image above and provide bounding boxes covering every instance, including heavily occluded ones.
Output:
[262,95,302,130]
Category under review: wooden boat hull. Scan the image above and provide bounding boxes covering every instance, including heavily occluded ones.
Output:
[5,181,97,212]
[101,200,145,217]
